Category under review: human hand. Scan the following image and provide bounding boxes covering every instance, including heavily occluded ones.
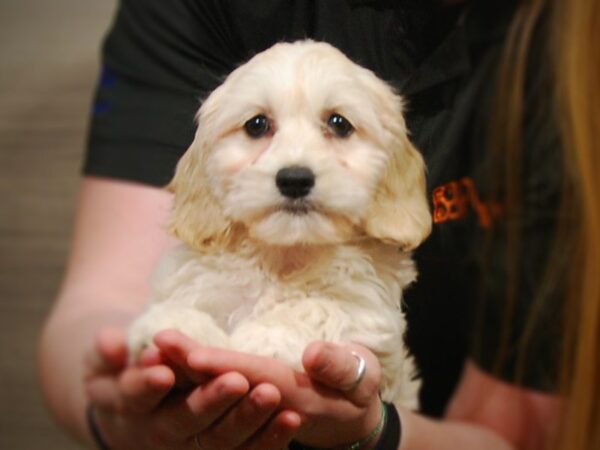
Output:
[298,340,385,448]
[156,331,384,449]
[84,328,301,449]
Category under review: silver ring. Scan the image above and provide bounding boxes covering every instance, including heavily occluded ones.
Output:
[343,351,367,391]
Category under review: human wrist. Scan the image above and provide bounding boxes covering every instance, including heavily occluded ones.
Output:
[372,403,401,450]
[345,400,388,450]
[86,405,111,450]
[290,402,401,450]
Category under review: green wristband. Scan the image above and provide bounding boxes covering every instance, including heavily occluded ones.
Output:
[289,400,387,450]
[345,401,387,450]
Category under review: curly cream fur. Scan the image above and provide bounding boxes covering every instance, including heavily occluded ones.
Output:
[129,41,431,407]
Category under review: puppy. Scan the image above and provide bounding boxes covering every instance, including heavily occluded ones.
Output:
[128,40,431,407]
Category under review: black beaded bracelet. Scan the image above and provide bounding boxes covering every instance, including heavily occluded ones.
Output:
[289,402,401,450]
[86,405,111,450]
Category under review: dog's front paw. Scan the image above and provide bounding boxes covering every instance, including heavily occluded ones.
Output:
[230,321,312,371]
[127,303,229,362]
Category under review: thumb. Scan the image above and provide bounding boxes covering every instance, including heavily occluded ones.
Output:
[302,341,381,407]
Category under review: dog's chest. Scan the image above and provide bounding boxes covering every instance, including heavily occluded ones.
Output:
[151,243,413,332]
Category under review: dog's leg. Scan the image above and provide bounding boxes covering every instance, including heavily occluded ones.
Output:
[230,320,313,372]
[229,298,351,371]
[128,302,229,361]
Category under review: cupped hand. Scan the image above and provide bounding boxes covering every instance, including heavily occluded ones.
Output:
[155,330,384,449]
[84,327,301,449]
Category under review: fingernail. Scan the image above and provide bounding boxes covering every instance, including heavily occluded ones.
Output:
[283,411,302,429]
[251,386,279,409]
[313,345,335,374]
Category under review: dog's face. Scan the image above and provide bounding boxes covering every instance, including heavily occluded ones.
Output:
[169,41,431,249]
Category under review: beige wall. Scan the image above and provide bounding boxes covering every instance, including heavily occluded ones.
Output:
[0,1,115,448]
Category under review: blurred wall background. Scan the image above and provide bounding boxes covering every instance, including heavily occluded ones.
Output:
[0,1,115,448]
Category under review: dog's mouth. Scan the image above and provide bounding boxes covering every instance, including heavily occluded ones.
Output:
[278,199,315,215]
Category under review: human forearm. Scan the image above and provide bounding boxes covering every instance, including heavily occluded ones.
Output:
[398,408,513,450]
[38,298,138,443]
[403,361,562,450]
[38,178,177,443]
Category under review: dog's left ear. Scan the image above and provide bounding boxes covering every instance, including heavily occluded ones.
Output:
[364,126,432,251]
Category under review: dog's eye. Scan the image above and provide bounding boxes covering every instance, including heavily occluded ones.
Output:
[327,113,354,138]
[244,115,271,138]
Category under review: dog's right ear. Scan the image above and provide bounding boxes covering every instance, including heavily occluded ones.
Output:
[167,131,231,249]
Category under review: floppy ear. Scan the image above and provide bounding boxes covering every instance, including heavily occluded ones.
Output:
[364,129,432,251]
[166,130,232,250]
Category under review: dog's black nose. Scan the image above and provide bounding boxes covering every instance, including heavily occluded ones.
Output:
[276,166,315,199]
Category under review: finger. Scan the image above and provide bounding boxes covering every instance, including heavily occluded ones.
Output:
[186,347,359,418]
[151,371,250,440]
[85,328,128,376]
[154,330,211,386]
[86,375,125,412]
[242,410,302,450]
[187,347,301,390]
[138,346,164,367]
[118,365,176,413]
[302,342,381,407]
[197,383,281,448]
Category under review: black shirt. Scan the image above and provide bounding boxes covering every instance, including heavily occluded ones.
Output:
[85,0,564,417]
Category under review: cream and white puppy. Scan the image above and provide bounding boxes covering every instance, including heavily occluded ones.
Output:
[128,40,431,406]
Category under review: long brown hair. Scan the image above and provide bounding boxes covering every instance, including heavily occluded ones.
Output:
[495,0,600,448]
[552,0,600,448]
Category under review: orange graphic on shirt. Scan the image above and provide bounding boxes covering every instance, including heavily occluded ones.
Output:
[432,177,502,228]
